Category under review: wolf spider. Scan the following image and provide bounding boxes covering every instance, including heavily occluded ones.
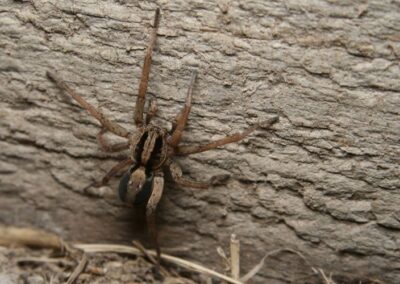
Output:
[47,8,278,262]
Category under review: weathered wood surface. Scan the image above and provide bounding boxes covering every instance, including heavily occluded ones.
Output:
[1,0,399,283]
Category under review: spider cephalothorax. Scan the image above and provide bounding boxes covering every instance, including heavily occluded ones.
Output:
[47,8,278,262]
[129,124,169,172]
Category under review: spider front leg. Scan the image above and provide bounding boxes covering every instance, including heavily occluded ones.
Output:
[168,71,196,147]
[175,116,279,155]
[146,170,164,263]
[134,9,160,127]
[47,71,129,138]
[97,128,130,153]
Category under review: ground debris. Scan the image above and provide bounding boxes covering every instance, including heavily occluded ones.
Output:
[0,246,198,284]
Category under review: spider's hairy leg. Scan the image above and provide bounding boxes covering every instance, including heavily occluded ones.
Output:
[167,71,196,147]
[166,160,211,189]
[134,8,160,127]
[97,128,130,153]
[46,71,130,138]
[145,98,158,124]
[146,170,164,265]
[83,158,133,193]
[175,116,279,156]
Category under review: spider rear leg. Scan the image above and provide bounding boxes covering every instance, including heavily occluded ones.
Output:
[146,170,164,265]
[47,71,129,138]
[97,128,130,152]
[175,116,279,155]
[134,9,160,127]
[83,158,133,194]
[167,71,197,147]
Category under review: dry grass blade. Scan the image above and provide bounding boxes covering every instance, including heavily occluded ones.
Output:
[131,240,171,277]
[318,269,337,284]
[230,234,240,280]
[0,226,62,249]
[216,246,230,271]
[47,274,57,284]
[65,253,88,284]
[75,244,243,284]
[240,248,313,283]
[16,257,75,267]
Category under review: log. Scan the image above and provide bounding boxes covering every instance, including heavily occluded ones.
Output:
[1,0,399,283]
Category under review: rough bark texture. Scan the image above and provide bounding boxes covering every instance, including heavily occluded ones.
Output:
[1,0,399,283]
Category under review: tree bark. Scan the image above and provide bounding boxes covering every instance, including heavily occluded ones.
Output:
[1,0,399,283]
